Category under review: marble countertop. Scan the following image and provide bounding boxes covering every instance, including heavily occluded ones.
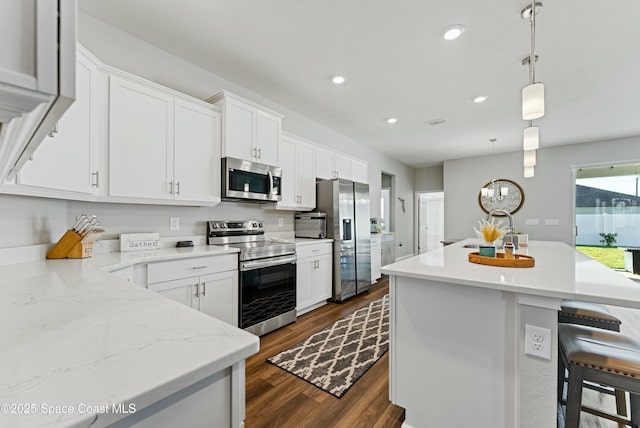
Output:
[293,238,333,246]
[0,246,258,428]
[382,239,640,309]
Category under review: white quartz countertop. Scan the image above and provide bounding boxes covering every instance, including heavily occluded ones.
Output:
[382,239,640,309]
[0,245,258,428]
[293,238,333,246]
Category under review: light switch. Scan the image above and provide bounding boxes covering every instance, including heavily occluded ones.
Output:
[544,219,560,226]
[525,218,539,225]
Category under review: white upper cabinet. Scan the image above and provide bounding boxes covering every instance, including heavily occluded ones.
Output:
[0,0,76,183]
[351,159,368,184]
[334,152,352,180]
[315,146,336,180]
[276,133,315,210]
[109,75,174,200]
[207,90,282,166]
[109,75,221,205]
[173,99,221,202]
[315,144,368,184]
[17,47,100,195]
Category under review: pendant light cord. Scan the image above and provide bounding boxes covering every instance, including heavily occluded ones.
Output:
[530,0,536,84]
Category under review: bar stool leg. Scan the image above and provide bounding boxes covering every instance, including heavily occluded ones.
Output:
[565,364,585,428]
[558,353,567,403]
[616,389,628,428]
[631,393,640,428]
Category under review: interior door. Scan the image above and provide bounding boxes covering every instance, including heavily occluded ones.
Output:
[418,191,445,254]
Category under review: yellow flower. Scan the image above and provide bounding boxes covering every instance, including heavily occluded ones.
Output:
[474,218,509,243]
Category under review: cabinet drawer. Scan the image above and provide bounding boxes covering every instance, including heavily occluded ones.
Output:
[147,254,237,285]
[296,242,332,259]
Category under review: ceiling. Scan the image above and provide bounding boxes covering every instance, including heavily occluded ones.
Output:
[79,0,640,168]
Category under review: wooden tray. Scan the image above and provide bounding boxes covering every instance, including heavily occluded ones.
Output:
[468,252,535,268]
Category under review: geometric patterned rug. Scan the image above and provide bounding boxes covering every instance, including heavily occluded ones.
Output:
[267,295,389,398]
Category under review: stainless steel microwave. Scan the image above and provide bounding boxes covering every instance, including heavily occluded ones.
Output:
[222,157,282,202]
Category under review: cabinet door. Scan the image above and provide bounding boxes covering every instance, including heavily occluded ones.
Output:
[224,97,255,161]
[277,135,297,207]
[315,146,335,180]
[296,258,315,314]
[148,277,197,310]
[255,110,280,166]
[198,271,238,326]
[371,242,382,282]
[18,51,99,194]
[313,254,332,301]
[351,159,368,184]
[174,99,221,202]
[296,141,316,209]
[334,153,352,180]
[109,76,173,199]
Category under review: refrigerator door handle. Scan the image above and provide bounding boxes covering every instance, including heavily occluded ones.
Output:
[343,218,352,241]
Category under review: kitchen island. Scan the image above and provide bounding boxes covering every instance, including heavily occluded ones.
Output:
[382,240,640,428]
[0,246,259,428]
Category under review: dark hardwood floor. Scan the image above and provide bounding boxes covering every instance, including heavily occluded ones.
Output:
[245,276,404,428]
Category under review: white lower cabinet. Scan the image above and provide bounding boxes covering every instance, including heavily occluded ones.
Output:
[371,235,382,283]
[296,242,332,315]
[146,254,238,326]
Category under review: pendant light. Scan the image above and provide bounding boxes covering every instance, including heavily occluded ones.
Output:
[523,149,536,167]
[523,121,539,150]
[521,1,544,120]
[524,165,535,178]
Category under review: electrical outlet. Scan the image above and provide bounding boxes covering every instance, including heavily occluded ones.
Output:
[524,324,552,360]
[278,218,284,228]
[170,217,180,231]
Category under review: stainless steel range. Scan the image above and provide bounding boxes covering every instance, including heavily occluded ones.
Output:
[207,220,297,336]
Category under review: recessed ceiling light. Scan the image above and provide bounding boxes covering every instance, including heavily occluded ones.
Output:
[443,25,465,41]
[332,76,345,84]
[386,118,398,124]
[473,95,488,103]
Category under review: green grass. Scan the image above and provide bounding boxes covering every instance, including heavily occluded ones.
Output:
[576,246,625,270]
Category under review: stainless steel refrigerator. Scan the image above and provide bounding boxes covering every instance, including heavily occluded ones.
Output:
[316,178,371,302]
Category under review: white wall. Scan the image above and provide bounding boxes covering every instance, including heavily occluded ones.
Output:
[0,12,415,259]
[414,165,444,191]
[443,136,640,244]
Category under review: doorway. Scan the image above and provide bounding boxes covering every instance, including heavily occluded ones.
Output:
[416,191,444,254]
[574,163,640,271]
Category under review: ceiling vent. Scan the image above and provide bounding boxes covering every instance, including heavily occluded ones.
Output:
[428,118,447,126]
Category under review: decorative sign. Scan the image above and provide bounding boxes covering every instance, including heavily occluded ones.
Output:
[120,233,160,252]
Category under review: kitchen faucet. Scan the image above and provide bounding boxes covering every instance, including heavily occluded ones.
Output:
[486,209,519,248]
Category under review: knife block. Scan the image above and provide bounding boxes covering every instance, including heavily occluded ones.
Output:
[46,230,93,259]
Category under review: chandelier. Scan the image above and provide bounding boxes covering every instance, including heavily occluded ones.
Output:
[521,1,543,178]
[480,139,507,200]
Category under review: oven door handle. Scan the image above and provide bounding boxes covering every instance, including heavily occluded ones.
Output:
[240,254,297,271]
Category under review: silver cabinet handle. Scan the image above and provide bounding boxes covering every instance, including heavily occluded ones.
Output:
[192,265,208,270]
[202,283,206,296]
[194,284,199,298]
[175,181,180,195]
[312,249,320,252]
[48,122,59,138]
[91,171,99,188]
[258,148,262,158]
[169,181,174,195]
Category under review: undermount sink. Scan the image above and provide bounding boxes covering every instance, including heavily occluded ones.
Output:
[463,244,479,248]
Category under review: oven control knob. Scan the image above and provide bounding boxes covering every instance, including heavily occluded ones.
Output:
[258,222,263,227]
[211,224,218,229]
[252,222,258,227]
[220,224,226,229]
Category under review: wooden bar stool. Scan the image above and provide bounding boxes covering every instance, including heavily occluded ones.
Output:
[558,324,640,428]
[559,300,622,332]
[558,301,627,423]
